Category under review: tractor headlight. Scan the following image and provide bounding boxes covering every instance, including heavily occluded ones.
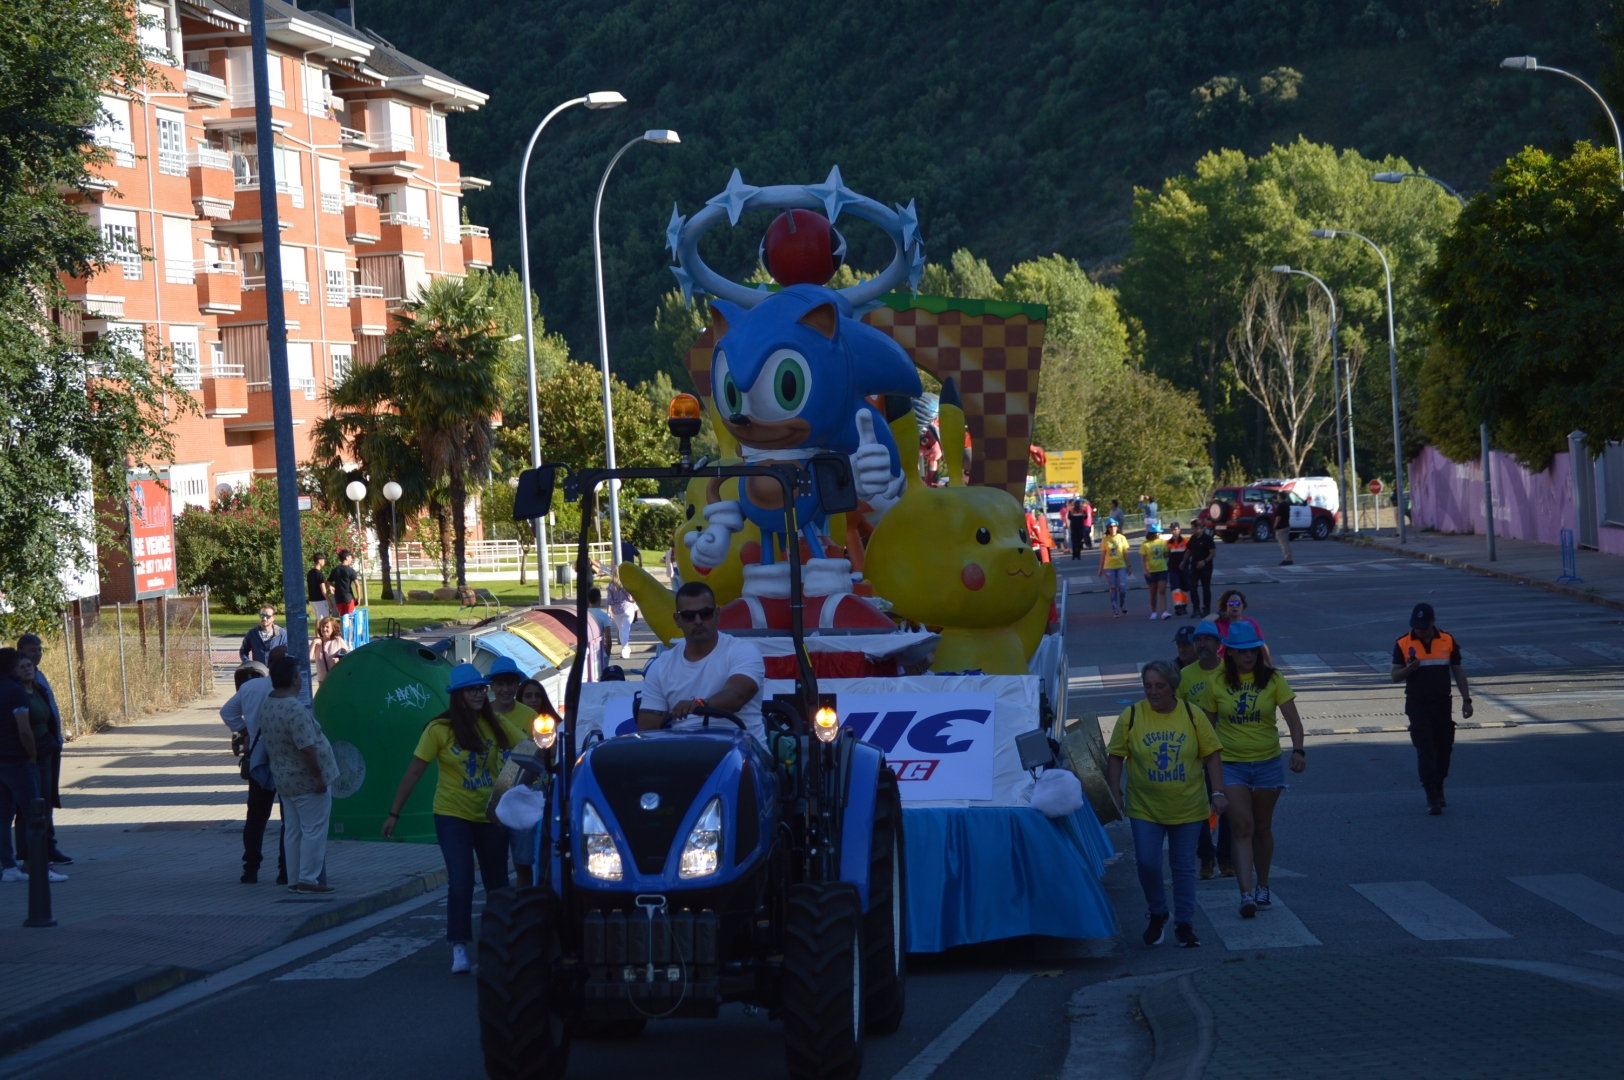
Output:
[581,801,622,881]
[532,712,557,752]
[678,796,723,879]
[813,705,840,744]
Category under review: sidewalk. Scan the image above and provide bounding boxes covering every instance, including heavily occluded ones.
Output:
[1339,530,1624,612]
[0,686,445,1055]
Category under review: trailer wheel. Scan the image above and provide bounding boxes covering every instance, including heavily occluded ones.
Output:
[478,887,570,1080]
[863,768,907,1035]
[782,882,865,1080]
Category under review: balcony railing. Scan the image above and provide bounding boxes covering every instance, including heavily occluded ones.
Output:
[94,136,136,169]
[371,131,414,153]
[339,127,375,150]
[350,284,385,298]
[183,68,227,102]
[326,286,350,308]
[428,140,450,161]
[344,190,379,207]
[189,147,232,171]
[174,369,202,390]
[110,251,142,280]
[295,377,317,398]
[320,192,343,214]
[199,257,238,275]
[230,86,284,109]
[460,224,490,238]
[380,211,430,231]
[234,176,305,209]
[243,276,310,304]
[158,150,188,176]
[165,260,195,284]
[207,362,245,378]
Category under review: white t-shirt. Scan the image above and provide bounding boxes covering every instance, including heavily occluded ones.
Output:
[639,633,767,742]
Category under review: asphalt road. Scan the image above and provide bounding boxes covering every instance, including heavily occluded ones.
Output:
[9,535,1623,1080]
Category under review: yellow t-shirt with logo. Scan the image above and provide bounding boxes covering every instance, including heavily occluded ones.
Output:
[1177,660,1221,706]
[1106,699,1221,824]
[1101,533,1130,569]
[413,714,527,821]
[1140,539,1169,573]
[1197,670,1296,763]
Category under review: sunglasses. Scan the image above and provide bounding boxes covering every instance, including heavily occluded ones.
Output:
[675,607,717,623]
[1227,600,1244,608]
[259,614,275,620]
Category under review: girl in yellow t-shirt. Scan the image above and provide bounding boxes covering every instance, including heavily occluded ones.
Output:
[1096,520,1133,617]
[1195,622,1305,921]
[1107,660,1227,948]
[382,664,524,974]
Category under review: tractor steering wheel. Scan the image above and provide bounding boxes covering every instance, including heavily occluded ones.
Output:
[661,704,747,732]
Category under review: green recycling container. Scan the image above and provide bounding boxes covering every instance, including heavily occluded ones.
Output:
[315,637,452,844]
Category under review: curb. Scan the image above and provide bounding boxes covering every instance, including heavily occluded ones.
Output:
[1140,972,1215,1080]
[0,866,447,1058]
[1336,535,1624,614]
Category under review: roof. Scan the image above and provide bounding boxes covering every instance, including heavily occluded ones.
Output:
[359,31,488,111]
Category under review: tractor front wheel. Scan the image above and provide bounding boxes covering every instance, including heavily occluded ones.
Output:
[478,887,571,1080]
[782,882,865,1080]
[863,768,907,1035]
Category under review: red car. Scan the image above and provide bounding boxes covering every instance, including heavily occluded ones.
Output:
[1200,484,1338,543]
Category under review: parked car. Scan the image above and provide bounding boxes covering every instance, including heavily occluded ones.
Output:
[1201,484,1338,542]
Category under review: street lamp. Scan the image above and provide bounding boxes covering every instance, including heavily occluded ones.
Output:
[1502,57,1624,190]
[593,128,682,574]
[518,91,626,606]
[1272,265,1353,534]
[1309,228,1408,542]
[382,481,404,605]
[1372,171,1468,209]
[344,479,369,606]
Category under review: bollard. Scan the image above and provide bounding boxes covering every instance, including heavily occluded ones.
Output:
[24,798,55,928]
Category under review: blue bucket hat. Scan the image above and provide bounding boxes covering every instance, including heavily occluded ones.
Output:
[1223,622,1267,651]
[487,656,525,680]
[447,663,490,692]
[1193,620,1223,641]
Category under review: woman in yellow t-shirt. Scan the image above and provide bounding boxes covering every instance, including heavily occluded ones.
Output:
[1096,519,1133,617]
[382,664,524,974]
[1195,622,1306,921]
[1107,660,1227,948]
[1138,525,1171,621]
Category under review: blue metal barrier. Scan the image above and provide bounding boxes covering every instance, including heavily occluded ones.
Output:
[1557,528,1583,585]
[341,608,371,650]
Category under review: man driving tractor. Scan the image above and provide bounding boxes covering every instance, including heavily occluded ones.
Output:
[636,581,767,741]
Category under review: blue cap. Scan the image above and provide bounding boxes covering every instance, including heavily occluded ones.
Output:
[1223,622,1267,651]
[1193,620,1222,641]
[487,656,525,680]
[1173,625,1197,645]
[447,663,490,692]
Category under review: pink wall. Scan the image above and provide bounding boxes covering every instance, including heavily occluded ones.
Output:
[1408,446,1624,556]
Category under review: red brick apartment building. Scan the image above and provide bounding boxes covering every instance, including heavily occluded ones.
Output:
[64,0,493,519]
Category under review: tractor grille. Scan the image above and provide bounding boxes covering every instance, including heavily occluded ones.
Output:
[591,737,731,875]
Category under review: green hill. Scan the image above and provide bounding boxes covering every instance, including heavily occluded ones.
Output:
[304,0,1607,384]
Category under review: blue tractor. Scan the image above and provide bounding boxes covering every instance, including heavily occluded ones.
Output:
[477,402,906,1080]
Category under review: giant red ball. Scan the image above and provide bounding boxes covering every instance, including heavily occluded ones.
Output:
[763,209,838,286]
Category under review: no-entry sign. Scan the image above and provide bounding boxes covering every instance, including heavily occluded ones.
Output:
[1367,479,1385,494]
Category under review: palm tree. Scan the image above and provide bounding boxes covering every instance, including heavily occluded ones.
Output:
[382,274,506,588]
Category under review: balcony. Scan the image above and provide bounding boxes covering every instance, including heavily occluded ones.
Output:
[195,264,241,314]
[230,86,284,109]
[461,224,492,269]
[94,136,135,170]
[200,363,248,418]
[349,286,388,335]
[344,192,380,243]
[320,192,343,215]
[158,150,188,177]
[243,275,310,306]
[109,251,142,281]
[189,148,235,218]
[164,259,195,284]
[184,68,228,107]
[339,127,375,151]
[371,131,414,153]
[379,212,431,253]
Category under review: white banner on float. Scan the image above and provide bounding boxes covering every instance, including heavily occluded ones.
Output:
[833,692,995,801]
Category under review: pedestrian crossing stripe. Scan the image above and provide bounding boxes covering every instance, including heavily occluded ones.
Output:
[1352,881,1512,940]
[1497,644,1571,668]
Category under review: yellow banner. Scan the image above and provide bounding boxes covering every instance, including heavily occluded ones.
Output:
[1046,450,1082,490]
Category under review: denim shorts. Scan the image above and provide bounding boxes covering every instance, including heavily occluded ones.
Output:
[1222,753,1286,789]
[1144,570,1168,584]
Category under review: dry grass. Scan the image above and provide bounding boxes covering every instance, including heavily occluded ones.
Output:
[38,597,213,739]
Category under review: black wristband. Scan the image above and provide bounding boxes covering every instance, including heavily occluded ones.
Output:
[1291,747,1305,755]
[386,811,400,819]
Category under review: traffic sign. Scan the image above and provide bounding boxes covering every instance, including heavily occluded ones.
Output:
[1367,479,1384,494]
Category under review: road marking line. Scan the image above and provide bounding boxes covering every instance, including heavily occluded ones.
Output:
[1511,874,1624,934]
[888,972,1032,1080]
[1275,565,1312,573]
[1593,950,1624,965]
[1580,642,1624,664]
[273,932,436,980]
[1363,562,1398,571]
[1350,881,1512,940]
[1355,651,1394,673]
[1278,654,1332,677]
[1457,650,1494,670]
[1452,957,1624,993]
[1324,564,1356,572]
[1498,644,1571,668]
[1069,667,1103,693]
[1195,890,1321,950]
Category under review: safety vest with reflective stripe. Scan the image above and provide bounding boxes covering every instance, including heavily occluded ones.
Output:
[1396,628,1457,698]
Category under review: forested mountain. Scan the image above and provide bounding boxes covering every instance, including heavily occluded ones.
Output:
[307,0,1607,391]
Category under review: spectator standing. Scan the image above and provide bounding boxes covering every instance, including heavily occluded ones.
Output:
[608,577,639,660]
[1139,525,1172,621]
[586,587,612,672]
[1165,523,1189,615]
[307,554,331,620]
[309,617,348,686]
[1273,496,1294,566]
[1197,624,1306,918]
[0,650,55,884]
[220,660,286,884]
[1066,499,1089,560]
[382,665,521,974]
[1097,520,1132,618]
[487,658,540,886]
[1107,499,1126,531]
[2,653,68,882]
[1185,519,1217,617]
[240,606,288,665]
[1179,622,1232,878]
[1107,660,1227,948]
[1138,494,1161,534]
[661,547,678,581]
[621,539,643,567]
[1390,602,1472,815]
[15,635,69,865]
[1081,499,1095,549]
[257,657,337,894]
[328,550,361,616]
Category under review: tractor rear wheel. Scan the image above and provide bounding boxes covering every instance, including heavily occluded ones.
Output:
[782,882,864,1080]
[478,886,571,1080]
[863,768,907,1035]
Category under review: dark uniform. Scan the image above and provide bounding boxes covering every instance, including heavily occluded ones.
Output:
[1392,618,1462,809]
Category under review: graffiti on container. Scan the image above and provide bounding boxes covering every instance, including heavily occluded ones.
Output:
[383,683,433,711]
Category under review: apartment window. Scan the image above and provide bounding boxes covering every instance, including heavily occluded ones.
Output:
[366,100,415,152]
[324,250,349,307]
[331,344,353,384]
[210,341,235,378]
[93,96,135,168]
[169,464,212,513]
[156,111,187,175]
[303,64,332,118]
[184,52,212,75]
[228,47,284,108]
[137,3,174,62]
[405,187,430,235]
[428,113,449,160]
[318,157,343,214]
[287,342,316,399]
[101,208,141,279]
[170,326,201,390]
[441,195,460,243]
[283,246,310,305]
[162,216,194,283]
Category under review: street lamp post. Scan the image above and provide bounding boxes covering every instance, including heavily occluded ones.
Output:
[1310,228,1407,542]
[1272,265,1351,533]
[1502,57,1624,191]
[518,92,626,606]
[382,481,404,604]
[1372,171,1468,208]
[592,129,681,575]
[345,479,369,606]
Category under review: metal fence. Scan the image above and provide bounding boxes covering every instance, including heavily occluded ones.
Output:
[384,540,617,581]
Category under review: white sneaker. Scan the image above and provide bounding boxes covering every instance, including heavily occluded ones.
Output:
[46,868,68,883]
[1149,612,1159,620]
[0,867,24,883]
[451,943,471,974]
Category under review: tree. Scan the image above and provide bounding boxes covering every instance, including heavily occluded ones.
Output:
[383,274,508,588]
[0,1,191,635]
[534,360,673,473]
[478,477,534,585]
[1421,142,1624,468]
